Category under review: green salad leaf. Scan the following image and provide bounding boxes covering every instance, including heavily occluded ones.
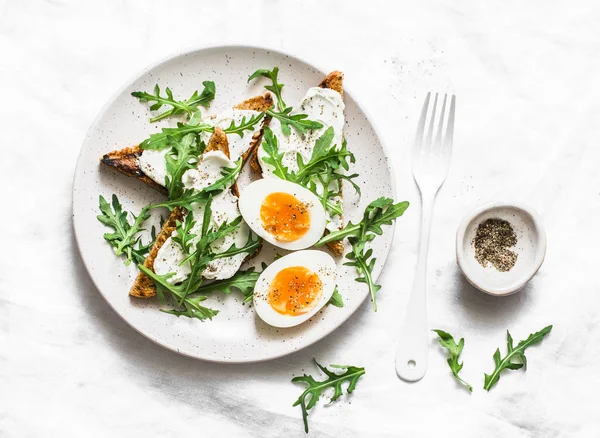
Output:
[222,112,265,137]
[97,195,152,265]
[433,329,473,392]
[316,198,409,311]
[327,288,344,308]
[132,81,215,122]
[292,359,365,433]
[484,325,553,391]
[193,265,263,304]
[268,107,324,136]
[248,67,323,134]
[261,126,358,217]
[248,67,286,111]
[164,133,202,200]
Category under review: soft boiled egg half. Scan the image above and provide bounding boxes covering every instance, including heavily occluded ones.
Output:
[253,250,337,328]
[238,179,326,250]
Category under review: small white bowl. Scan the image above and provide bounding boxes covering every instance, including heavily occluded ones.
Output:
[456,203,546,296]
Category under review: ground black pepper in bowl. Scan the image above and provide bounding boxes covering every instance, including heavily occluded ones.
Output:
[472,218,518,272]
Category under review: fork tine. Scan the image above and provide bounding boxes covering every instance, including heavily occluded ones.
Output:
[414,92,431,150]
[444,95,456,152]
[425,93,438,154]
[434,94,448,152]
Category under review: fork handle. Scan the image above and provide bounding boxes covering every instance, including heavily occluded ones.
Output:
[395,193,434,381]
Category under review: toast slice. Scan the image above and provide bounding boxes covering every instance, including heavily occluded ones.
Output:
[249,71,346,256]
[101,93,273,191]
[130,127,245,298]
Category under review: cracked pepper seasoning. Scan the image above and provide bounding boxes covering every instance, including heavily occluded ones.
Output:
[473,218,518,272]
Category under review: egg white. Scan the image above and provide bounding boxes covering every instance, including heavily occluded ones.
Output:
[253,250,337,328]
[238,179,326,250]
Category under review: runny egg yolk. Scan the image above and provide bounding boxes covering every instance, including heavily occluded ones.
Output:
[268,266,323,315]
[259,192,310,242]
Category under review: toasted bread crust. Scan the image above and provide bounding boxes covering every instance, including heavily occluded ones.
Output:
[249,72,346,256]
[100,93,274,191]
[319,71,344,98]
[101,146,168,194]
[130,207,185,298]
[129,127,255,298]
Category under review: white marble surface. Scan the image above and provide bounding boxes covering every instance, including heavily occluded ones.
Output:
[2,1,600,436]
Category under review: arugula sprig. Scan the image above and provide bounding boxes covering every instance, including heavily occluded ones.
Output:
[97,195,152,265]
[292,359,365,433]
[223,112,266,138]
[484,325,553,391]
[164,133,202,199]
[194,265,264,304]
[151,158,243,211]
[172,213,197,256]
[316,198,410,311]
[248,67,286,111]
[327,288,344,308]
[433,329,473,392]
[248,67,323,135]
[139,111,213,151]
[139,111,264,151]
[137,197,261,320]
[268,108,323,136]
[137,268,219,320]
[261,127,358,216]
[132,81,216,122]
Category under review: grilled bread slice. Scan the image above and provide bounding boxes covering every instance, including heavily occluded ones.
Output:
[130,127,250,298]
[249,71,346,256]
[101,93,273,190]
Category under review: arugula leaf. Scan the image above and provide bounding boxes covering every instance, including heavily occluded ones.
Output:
[316,198,410,311]
[137,267,218,321]
[433,329,472,392]
[139,112,213,150]
[248,67,286,111]
[260,127,291,180]
[484,325,553,391]
[97,195,151,265]
[292,359,365,433]
[132,81,216,122]
[193,266,263,304]
[260,127,357,217]
[223,112,265,137]
[267,107,324,136]
[327,288,344,308]
[150,158,243,211]
[172,213,197,255]
[248,67,323,134]
[164,133,202,200]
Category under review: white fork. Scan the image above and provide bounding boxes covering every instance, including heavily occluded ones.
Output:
[395,92,456,382]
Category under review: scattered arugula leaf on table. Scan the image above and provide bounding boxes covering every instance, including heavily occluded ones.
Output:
[132,81,216,122]
[432,329,472,392]
[292,359,365,433]
[316,197,409,311]
[484,325,553,391]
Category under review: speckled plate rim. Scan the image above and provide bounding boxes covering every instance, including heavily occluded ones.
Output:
[72,43,397,363]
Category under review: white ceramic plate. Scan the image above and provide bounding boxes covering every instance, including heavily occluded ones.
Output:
[73,44,396,363]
